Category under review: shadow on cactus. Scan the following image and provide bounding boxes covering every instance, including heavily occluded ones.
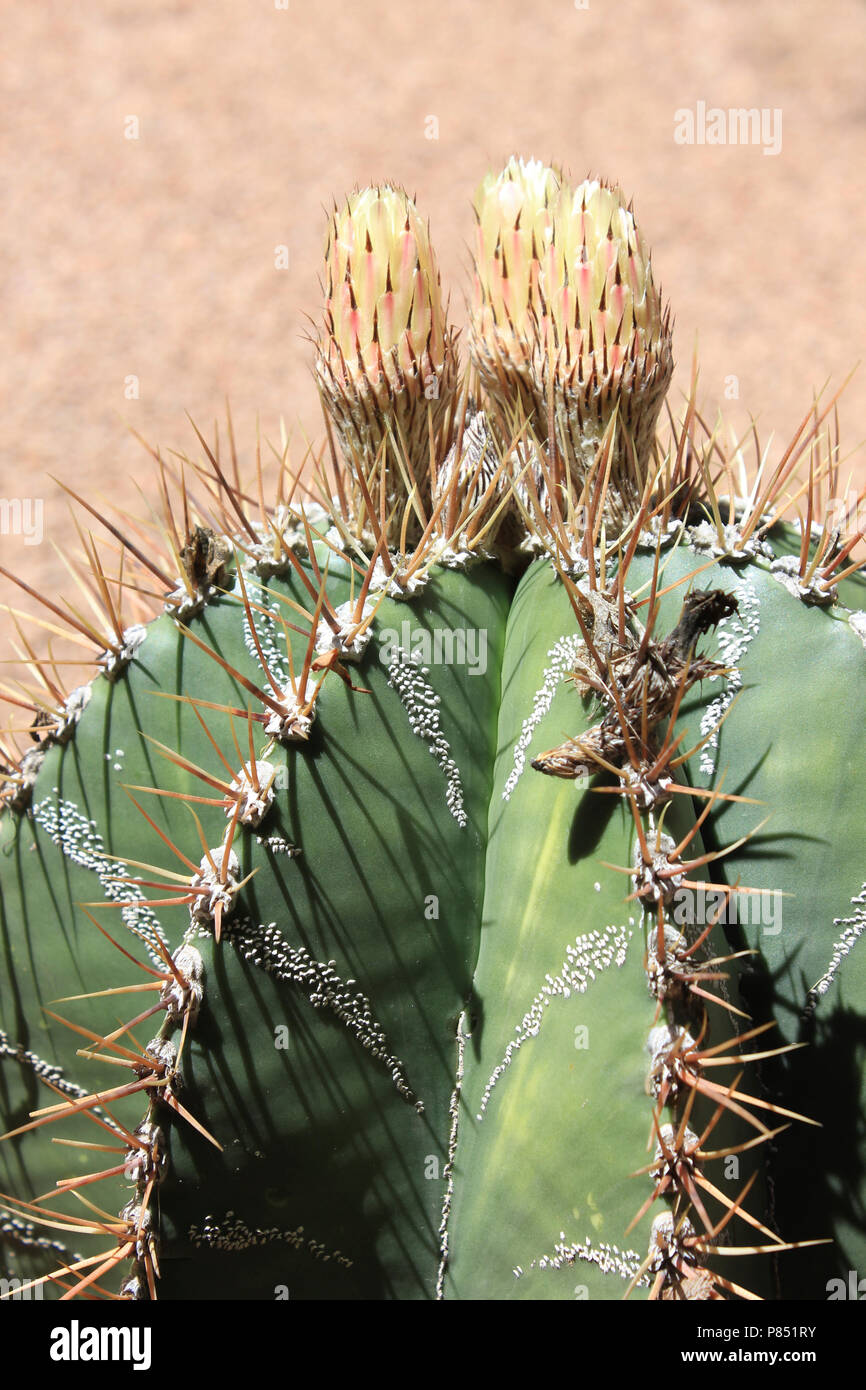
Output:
[1,160,864,1302]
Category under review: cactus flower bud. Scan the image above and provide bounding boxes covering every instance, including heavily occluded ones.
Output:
[317,186,457,543]
[469,157,562,427]
[538,178,673,517]
[471,163,673,530]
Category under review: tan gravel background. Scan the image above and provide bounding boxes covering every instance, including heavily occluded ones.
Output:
[1,0,865,652]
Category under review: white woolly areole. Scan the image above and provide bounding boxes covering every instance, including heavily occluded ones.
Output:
[619,764,672,810]
[849,611,866,648]
[160,944,204,1025]
[369,557,428,599]
[769,554,835,606]
[649,1211,696,1268]
[315,600,375,663]
[646,1023,697,1097]
[245,502,333,574]
[189,847,240,927]
[633,832,682,902]
[653,1124,699,1168]
[429,540,490,571]
[228,760,277,825]
[58,685,92,742]
[688,519,773,563]
[98,624,148,677]
[264,693,315,742]
[142,1035,177,1077]
[164,581,207,620]
[124,1120,167,1185]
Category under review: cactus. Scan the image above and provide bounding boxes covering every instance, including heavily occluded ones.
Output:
[1,165,864,1303]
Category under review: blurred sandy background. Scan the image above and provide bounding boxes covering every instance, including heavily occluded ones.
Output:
[1,0,865,637]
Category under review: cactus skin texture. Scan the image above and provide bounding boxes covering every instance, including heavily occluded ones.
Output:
[1,164,865,1302]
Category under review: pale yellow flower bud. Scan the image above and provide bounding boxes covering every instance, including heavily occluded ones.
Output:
[537,179,673,512]
[470,158,562,422]
[470,162,673,528]
[317,186,457,544]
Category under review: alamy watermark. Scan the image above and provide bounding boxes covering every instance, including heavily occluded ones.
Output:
[49,1321,151,1369]
[378,622,488,677]
[0,1275,43,1300]
[824,489,866,536]
[0,497,43,545]
[827,1270,866,1299]
[672,886,783,935]
[674,103,782,156]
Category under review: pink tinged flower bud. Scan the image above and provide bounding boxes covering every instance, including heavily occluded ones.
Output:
[470,158,563,418]
[317,186,456,545]
[536,178,673,521]
[471,161,673,531]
